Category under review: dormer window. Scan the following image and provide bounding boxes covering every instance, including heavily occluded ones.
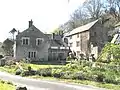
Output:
[36,38,44,45]
[22,37,30,45]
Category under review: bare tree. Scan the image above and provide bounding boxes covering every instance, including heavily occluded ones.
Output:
[59,7,91,33]
[115,0,120,14]
[83,0,103,20]
[107,0,116,8]
[106,0,120,21]
[115,0,120,21]
[58,20,76,33]
[70,7,89,27]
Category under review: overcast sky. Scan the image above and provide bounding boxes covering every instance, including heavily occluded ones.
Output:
[0,0,86,42]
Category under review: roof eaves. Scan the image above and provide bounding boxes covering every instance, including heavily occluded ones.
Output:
[66,29,89,37]
[66,19,98,36]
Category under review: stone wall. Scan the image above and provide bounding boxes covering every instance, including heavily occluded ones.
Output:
[80,31,90,55]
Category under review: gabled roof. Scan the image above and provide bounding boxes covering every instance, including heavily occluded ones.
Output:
[66,19,99,36]
[45,34,52,39]
[17,25,49,39]
[17,21,68,48]
[19,25,42,35]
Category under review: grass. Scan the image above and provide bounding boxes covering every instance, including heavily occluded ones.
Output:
[0,65,16,74]
[0,63,64,74]
[22,63,64,71]
[0,80,15,90]
[28,64,64,70]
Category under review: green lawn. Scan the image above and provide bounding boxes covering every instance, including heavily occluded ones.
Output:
[0,63,64,74]
[0,65,16,74]
[0,80,15,90]
[28,64,64,70]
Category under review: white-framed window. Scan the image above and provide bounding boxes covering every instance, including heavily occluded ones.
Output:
[28,51,36,58]
[22,37,30,45]
[36,38,44,45]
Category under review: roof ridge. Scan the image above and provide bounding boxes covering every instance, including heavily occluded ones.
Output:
[67,19,99,36]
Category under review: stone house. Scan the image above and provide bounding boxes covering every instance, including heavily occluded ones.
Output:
[66,19,108,59]
[14,20,69,62]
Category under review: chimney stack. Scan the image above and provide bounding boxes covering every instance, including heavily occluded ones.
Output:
[29,19,33,28]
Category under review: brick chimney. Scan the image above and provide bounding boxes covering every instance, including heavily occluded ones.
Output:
[29,19,33,28]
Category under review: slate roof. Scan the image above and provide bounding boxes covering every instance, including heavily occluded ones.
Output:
[45,34,66,47]
[66,19,98,36]
[45,34,52,39]
[49,40,62,47]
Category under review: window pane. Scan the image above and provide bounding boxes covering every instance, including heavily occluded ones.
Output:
[22,37,29,45]
[38,40,40,45]
[36,38,43,45]
[26,39,28,45]
[38,40,41,45]
[34,52,36,58]
[28,52,30,58]
[23,39,25,45]
[31,52,33,57]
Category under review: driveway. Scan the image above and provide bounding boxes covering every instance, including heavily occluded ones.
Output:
[0,71,106,90]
